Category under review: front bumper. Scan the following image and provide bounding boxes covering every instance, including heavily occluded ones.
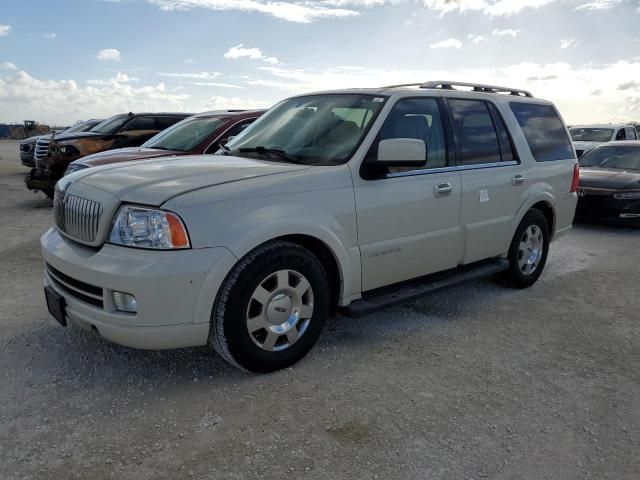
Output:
[20,151,35,167]
[25,168,56,195]
[576,193,640,224]
[41,228,237,349]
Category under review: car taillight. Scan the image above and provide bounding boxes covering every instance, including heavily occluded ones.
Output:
[570,164,580,193]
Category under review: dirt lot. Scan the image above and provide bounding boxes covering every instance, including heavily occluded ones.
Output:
[0,138,639,480]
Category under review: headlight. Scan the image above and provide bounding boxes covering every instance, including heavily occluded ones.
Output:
[109,205,190,249]
[56,144,79,155]
[64,163,89,176]
[612,191,640,200]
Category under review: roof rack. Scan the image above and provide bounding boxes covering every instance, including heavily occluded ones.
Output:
[383,81,533,97]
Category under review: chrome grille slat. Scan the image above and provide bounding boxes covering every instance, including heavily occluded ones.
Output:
[53,189,103,244]
[34,138,51,162]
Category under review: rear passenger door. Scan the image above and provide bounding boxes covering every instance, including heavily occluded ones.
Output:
[354,97,463,291]
[448,98,525,263]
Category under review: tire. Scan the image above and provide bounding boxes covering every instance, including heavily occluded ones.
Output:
[209,241,329,373]
[496,209,550,289]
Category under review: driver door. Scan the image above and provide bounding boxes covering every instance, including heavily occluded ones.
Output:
[352,97,463,291]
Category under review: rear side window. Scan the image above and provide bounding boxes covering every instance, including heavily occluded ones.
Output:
[155,116,183,130]
[616,128,626,141]
[122,116,156,132]
[449,99,502,165]
[509,102,574,161]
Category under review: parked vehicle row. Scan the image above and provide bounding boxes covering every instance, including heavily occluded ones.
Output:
[40,81,579,373]
[64,110,263,175]
[25,112,192,198]
[20,119,102,167]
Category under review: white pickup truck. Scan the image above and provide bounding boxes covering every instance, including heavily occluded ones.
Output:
[42,81,578,372]
[570,124,638,157]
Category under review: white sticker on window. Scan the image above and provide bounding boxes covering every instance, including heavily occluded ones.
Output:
[373,97,384,102]
[479,189,490,203]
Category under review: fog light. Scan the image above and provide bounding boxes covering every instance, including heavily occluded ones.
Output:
[113,291,137,313]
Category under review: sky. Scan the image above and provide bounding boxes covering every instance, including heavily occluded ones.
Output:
[1,0,640,125]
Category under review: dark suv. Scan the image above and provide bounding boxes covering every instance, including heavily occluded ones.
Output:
[65,110,264,175]
[19,119,102,167]
[26,112,191,197]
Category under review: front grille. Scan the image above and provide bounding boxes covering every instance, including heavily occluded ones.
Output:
[46,263,104,308]
[34,138,51,162]
[54,189,103,243]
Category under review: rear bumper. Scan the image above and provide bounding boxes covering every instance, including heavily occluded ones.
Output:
[41,228,238,349]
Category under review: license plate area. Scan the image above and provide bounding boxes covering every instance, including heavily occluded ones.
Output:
[45,286,67,326]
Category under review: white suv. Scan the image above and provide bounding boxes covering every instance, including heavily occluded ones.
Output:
[41,81,579,372]
[570,123,638,157]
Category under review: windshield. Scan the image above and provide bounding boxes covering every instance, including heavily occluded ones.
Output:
[580,146,640,170]
[226,94,386,165]
[569,127,614,143]
[90,114,129,134]
[142,117,226,152]
[64,121,96,134]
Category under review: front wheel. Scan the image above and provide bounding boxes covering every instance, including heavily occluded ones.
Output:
[496,209,550,289]
[209,241,329,373]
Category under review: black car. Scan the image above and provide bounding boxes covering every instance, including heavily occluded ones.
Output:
[576,141,640,223]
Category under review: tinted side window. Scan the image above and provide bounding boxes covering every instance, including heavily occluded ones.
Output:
[509,102,574,161]
[628,127,638,140]
[616,128,626,140]
[487,103,516,162]
[449,99,501,165]
[122,116,156,132]
[370,97,448,174]
[155,116,183,130]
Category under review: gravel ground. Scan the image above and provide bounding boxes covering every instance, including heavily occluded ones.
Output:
[1,139,639,480]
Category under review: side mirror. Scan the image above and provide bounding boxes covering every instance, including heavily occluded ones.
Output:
[376,138,427,167]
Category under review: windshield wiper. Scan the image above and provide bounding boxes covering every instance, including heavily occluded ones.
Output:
[238,146,301,164]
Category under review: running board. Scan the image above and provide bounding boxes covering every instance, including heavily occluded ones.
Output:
[344,259,509,318]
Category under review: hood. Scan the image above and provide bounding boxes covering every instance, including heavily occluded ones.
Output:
[23,134,50,144]
[63,154,310,205]
[53,131,103,142]
[579,167,640,190]
[77,147,182,167]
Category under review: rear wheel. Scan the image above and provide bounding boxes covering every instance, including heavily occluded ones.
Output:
[209,241,329,373]
[497,209,550,289]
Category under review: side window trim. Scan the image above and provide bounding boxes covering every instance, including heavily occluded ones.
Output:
[444,97,514,167]
[486,101,520,164]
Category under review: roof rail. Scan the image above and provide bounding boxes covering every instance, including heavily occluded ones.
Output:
[381,83,424,89]
[420,81,533,97]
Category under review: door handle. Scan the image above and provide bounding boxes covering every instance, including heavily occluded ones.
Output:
[434,182,453,197]
[512,174,525,186]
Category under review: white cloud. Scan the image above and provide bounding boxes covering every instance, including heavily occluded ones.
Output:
[186,82,245,88]
[147,0,359,23]
[224,44,280,65]
[1,62,17,70]
[560,38,578,48]
[468,34,486,44]
[422,0,554,16]
[575,0,622,10]
[0,69,190,124]
[96,48,122,61]
[0,24,11,37]
[492,28,521,37]
[158,71,220,79]
[206,95,271,110]
[43,33,57,39]
[248,60,640,124]
[430,38,463,49]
